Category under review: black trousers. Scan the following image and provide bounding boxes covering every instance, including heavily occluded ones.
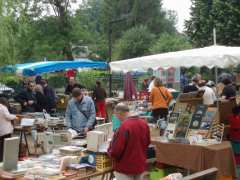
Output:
[152,108,168,121]
[0,134,11,162]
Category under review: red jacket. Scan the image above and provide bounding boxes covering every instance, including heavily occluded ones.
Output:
[108,117,150,175]
[229,115,240,140]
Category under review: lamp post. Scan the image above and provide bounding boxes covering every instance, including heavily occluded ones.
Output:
[108,14,130,97]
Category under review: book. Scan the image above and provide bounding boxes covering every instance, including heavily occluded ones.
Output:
[165,113,180,139]
[174,113,192,138]
[187,129,209,139]
[194,105,207,116]
[168,112,179,124]
[200,110,217,130]
[189,113,203,129]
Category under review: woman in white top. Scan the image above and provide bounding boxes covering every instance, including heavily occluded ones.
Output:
[0,97,17,162]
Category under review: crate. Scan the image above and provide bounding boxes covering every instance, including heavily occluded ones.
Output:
[95,154,112,172]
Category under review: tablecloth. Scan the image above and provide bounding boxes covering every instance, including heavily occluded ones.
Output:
[151,139,237,177]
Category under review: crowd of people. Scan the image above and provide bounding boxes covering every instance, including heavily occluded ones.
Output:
[182,73,237,104]
[15,79,57,113]
[0,75,109,162]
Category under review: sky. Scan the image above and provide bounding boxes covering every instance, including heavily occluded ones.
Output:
[162,0,192,32]
[69,0,192,32]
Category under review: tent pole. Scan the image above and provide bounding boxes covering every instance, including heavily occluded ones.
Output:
[108,24,113,97]
[215,66,218,85]
[213,28,217,45]
[215,66,220,111]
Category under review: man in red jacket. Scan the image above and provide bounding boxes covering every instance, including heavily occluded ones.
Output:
[108,103,150,180]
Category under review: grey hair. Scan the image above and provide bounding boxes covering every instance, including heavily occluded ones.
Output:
[114,103,129,113]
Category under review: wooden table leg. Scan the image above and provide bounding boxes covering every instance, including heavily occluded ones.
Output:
[18,131,23,157]
[23,131,30,155]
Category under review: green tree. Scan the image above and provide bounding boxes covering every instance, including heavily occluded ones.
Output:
[102,0,176,38]
[185,0,240,47]
[113,25,155,60]
[75,0,177,60]
[150,33,192,54]
[73,0,108,59]
[46,0,74,60]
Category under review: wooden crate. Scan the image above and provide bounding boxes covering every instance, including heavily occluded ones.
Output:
[95,154,112,172]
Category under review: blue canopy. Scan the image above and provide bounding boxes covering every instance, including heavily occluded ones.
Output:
[16,59,108,76]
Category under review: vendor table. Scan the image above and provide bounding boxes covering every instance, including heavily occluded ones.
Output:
[0,168,114,180]
[151,138,237,178]
[69,169,114,180]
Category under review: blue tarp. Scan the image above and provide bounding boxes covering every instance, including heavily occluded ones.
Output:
[16,59,108,76]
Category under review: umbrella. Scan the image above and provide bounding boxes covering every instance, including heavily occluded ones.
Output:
[15,59,108,76]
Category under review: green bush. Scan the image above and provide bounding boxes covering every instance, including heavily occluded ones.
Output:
[76,70,108,90]
[0,73,20,87]
[48,75,68,89]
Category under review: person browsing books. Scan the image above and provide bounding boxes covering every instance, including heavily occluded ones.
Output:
[65,88,96,133]
[0,97,19,162]
[150,78,173,121]
[108,103,150,180]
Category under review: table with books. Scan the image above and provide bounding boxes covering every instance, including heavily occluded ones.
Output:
[0,123,114,180]
[150,92,237,178]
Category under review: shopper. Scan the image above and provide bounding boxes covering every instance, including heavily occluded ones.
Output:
[35,75,42,85]
[228,105,240,166]
[42,79,57,113]
[92,81,107,119]
[150,78,173,121]
[35,84,49,112]
[65,88,96,132]
[183,76,199,93]
[198,80,216,106]
[108,103,150,180]
[65,77,85,95]
[141,79,149,91]
[0,97,18,162]
[180,71,188,90]
[15,81,37,112]
[221,79,236,100]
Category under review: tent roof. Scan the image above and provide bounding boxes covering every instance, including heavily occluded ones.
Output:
[110,45,240,72]
[16,59,108,76]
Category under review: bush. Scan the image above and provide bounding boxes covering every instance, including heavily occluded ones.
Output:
[48,75,68,89]
[113,25,155,60]
[150,33,192,54]
[76,70,108,90]
[0,73,20,87]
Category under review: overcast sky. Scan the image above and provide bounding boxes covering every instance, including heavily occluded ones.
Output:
[70,0,192,32]
[162,0,192,32]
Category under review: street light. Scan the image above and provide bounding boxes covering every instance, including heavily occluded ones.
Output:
[108,14,131,97]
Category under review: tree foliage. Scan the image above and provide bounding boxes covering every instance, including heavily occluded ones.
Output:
[185,0,240,47]
[150,33,192,54]
[0,0,184,65]
[113,25,155,60]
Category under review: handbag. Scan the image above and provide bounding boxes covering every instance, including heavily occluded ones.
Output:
[158,88,170,105]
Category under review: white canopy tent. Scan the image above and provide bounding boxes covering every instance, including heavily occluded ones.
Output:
[110,46,240,72]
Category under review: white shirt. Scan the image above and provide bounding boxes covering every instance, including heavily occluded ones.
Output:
[0,104,16,136]
[200,86,216,105]
[148,80,155,92]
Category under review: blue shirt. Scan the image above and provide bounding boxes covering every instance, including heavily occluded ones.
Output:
[65,96,96,130]
[112,115,122,132]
